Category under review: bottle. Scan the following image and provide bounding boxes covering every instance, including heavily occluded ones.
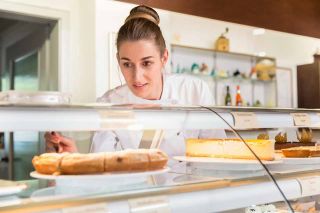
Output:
[225,86,232,106]
[235,85,243,106]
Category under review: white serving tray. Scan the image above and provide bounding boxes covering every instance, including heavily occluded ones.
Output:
[281,157,320,165]
[173,156,282,171]
[30,167,170,180]
[0,180,27,197]
[30,167,170,189]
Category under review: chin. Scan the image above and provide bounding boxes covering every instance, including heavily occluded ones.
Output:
[132,90,149,99]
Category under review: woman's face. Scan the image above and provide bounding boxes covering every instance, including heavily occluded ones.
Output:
[117,40,168,100]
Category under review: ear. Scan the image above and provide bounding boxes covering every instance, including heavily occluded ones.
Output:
[161,49,169,66]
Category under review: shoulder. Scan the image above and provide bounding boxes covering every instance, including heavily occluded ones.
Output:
[97,85,129,103]
[164,73,214,105]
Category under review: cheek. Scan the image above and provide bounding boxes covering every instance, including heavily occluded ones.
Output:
[121,69,132,81]
[147,66,162,83]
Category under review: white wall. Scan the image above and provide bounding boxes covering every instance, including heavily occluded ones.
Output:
[3,0,74,10]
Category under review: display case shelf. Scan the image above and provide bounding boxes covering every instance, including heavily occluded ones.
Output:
[1,170,319,213]
[1,104,320,212]
[0,104,320,131]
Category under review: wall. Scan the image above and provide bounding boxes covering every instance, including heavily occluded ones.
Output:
[119,0,320,39]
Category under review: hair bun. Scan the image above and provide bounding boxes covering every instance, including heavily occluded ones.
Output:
[125,5,160,25]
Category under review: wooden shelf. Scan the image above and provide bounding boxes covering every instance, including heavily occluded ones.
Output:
[185,73,276,83]
[171,43,276,61]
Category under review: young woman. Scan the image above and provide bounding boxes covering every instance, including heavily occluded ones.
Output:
[45,5,225,157]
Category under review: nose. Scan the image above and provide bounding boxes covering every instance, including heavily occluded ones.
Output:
[133,66,144,82]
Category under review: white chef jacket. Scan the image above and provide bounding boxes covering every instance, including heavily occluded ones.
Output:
[91,73,226,157]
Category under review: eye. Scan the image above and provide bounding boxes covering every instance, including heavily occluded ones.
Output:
[142,61,153,67]
[123,62,132,68]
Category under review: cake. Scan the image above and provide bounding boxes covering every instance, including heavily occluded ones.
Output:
[271,130,316,150]
[275,142,315,150]
[186,139,275,161]
[282,146,320,158]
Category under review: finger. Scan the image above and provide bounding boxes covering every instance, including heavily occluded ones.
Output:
[60,137,75,146]
[51,131,62,138]
[47,138,60,144]
[58,145,63,153]
[46,142,57,152]
[44,135,60,143]
[46,141,55,149]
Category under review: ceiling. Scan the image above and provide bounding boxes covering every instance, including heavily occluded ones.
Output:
[118,0,320,39]
[0,18,18,34]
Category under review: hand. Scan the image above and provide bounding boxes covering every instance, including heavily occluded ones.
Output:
[44,132,78,153]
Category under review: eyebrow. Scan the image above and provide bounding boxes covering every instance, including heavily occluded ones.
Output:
[120,56,154,61]
[141,56,154,60]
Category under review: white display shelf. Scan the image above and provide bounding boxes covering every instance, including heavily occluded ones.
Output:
[165,178,301,212]
[1,104,320,212]
[0,104,320,131]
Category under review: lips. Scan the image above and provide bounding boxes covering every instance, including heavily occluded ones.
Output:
[133,83,148,89]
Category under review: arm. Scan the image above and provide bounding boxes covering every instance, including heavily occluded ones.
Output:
[91,131,119,152]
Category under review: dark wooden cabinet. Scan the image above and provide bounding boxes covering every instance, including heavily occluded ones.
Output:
[297,55,320,108]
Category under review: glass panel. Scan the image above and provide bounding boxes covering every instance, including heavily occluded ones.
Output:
[11,52,39,180]
[1,69,10,91]
[13,52,38,91]
[2,106,320,212]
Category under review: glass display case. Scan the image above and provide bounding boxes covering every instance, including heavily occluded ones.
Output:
[0,104,320,213]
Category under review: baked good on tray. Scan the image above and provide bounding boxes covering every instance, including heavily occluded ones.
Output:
[186,139,275,161]
[32,149,168,175]
[281,146,320,158]
[273,130,315,150]
[275,142,315,150]
[32,153,69,175]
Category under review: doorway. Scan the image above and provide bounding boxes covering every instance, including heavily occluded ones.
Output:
[0,12,59,180]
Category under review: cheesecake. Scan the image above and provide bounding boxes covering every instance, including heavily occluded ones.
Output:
[186,139,275,161]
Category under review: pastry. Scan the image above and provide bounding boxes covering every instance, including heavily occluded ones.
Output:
[282,148,310,158]
[60,153,105,175]
[104,150,149,172]
[297,128,313,143]
[186,139,275,161]
[274,131,315,150]
[282,146,320,158]
[32,149,168,175]
[148,149,169,170]
[32,153,68,175]
[275,132,287,143]
[257,133,269,140]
